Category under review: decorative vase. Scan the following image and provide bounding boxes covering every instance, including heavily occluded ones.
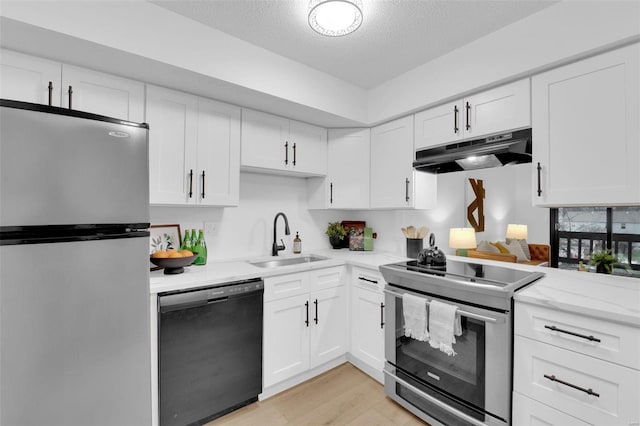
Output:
[329,236,343,249]
[595,263,611,274]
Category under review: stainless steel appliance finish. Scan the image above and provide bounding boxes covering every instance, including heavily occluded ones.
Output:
[0,100,151,426]
[159,279,264,426]
[413,128,532,174]
[380,259,543,426]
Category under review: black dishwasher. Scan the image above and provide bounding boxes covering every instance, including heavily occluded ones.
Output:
[159,278,263,426]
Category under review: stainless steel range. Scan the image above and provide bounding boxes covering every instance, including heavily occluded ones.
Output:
[380,259,544,426]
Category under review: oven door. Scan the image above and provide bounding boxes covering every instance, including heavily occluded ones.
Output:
[384,285,511,426]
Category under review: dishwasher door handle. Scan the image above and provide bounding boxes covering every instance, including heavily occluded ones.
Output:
[207,297,229,305]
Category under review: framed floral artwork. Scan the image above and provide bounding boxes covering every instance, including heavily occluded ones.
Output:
[149,224,182,255]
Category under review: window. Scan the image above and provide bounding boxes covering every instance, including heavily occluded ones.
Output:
[551,207,640,277]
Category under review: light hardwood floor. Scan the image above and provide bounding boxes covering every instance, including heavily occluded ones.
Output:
[206,363,429,426]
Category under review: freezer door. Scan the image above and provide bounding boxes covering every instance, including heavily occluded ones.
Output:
[0,236,151,426]
[0,104,149,227]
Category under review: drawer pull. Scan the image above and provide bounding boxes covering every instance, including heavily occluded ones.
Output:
[358,277,378,285]
[543,374,600,398]
[544,325,601,342]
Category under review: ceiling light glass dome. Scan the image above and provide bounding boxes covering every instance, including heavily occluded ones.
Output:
[308,0,363,37]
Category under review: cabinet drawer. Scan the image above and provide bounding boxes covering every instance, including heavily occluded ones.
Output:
[352,266,385,292]
[264,272,309,302]
[514,335,640,425]
[513,391,590,426]
[309,266,343,292]
[515,302,640,370]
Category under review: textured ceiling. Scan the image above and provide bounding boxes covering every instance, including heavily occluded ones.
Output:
[151,0,558,89]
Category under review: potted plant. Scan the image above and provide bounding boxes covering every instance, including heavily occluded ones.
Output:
[325,222,347,249]
[590,249,617,274]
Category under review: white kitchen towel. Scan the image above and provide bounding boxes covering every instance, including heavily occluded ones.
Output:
[402,293,429,341]
[428,300,459,356]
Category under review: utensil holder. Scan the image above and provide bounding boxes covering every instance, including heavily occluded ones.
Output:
[406,238,423,259]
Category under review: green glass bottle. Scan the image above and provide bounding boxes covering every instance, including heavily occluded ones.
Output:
[181,229,192,251]
[194,229,207,265]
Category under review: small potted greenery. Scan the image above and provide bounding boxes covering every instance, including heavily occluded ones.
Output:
[325,222,347,249]
[590,249,617,274]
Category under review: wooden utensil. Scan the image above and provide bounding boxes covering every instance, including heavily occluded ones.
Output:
[401,227,408,238]
[407,225,416,239]
[418,226,429,239]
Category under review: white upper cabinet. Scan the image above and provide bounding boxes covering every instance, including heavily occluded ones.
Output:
[370,116,436,210]
[61,65,145,122]
[308,128,370,209]
[288,120,328,175]
[195,97,241,206]
[241,108,327,176]
[146,85,240,206]
[414,79,530,150]
[532,43,640,206]
[1,49,61,106]
[147,86,198,205]
[0,49,144,122]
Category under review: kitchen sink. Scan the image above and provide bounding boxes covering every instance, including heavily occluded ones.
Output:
[249,255,328,268]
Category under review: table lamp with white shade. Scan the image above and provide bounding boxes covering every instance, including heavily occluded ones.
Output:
[449,228,477,256]
[506,224,528,240]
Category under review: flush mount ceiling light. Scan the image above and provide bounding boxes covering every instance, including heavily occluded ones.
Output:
[308,0,363,37]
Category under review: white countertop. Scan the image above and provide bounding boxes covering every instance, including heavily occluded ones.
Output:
[150,251,640,328]
[149,249,408,294]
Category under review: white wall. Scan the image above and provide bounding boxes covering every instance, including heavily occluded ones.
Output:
[367,1,640,124]
[354,164,549,257]
[150,172,342,261]
[153,164,548,261]
[0,0,368,125]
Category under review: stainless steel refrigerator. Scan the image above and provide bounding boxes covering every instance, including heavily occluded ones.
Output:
[0,100,152,426]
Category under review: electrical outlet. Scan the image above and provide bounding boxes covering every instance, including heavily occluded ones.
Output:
[204,222,217,235]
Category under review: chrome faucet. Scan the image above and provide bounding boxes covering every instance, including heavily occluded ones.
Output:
[272,212,291,256]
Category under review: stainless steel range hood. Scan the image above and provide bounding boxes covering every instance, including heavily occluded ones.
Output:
[413,128,532,174]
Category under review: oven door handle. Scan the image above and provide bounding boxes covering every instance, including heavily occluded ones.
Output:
[384,368,488,426]
[383,288,501,324]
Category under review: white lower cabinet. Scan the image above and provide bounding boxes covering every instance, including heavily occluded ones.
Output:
[512,392,590,426]
[514,301,640,424]
[263,267,346,388]
[349,267,385,382]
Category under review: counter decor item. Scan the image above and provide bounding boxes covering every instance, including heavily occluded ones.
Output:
[326,221,347,249]
[402,225,429,258]
[417,233,447,270]
[341,220,366,249]
[150,224,182,271]
[293,232,302,254]
[150,254,198,275]
[193,229,208,265]
[349,227,364,251]
[590,249,617,274]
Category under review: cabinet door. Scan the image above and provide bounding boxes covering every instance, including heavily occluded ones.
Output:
[240,109,289,171]
[350,286,385,373]
[288,120,327,176]
[532,43,640,206]
[414,100,462,150]
[326,128,370,209]
[371,116,416,209]
[0,49,61,106]
[263,294,310,388]
[196,98,241,206]
[310,286,347,369]
[464,78,530,138]
[146,85,198,205]
[61,65,144,122]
